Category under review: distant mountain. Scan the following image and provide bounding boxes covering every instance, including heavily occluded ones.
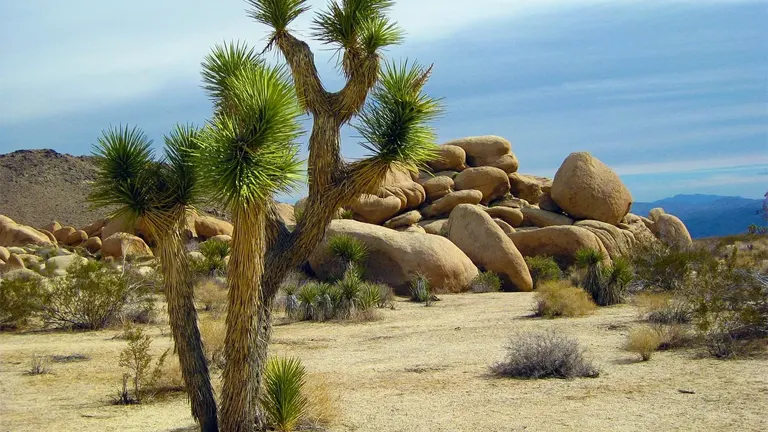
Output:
[631,194,765,239]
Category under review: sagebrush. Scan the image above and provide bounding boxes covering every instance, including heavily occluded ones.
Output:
[491,330,599,379]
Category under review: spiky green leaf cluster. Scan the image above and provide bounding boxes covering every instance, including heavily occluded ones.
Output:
[355,60,442,171]
[312,0,402,54]
[260,356,309,432]
[197,44,304,210]
[327,234,368,264]
[575,248,605,268]
[201,41,262,109]
[163,124,202,208]
[247,0,309,32]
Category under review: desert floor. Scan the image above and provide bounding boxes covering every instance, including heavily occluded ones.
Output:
[1,292,766,432]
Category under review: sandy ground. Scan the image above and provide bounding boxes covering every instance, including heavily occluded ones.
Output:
[1,292,766,432]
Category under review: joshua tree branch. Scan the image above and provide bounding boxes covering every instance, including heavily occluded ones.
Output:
[274,32,332,116]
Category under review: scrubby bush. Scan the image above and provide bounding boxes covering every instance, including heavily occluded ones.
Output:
[653,323,695,350]
[302,374,338,429]
[635,292,692,324]
[199,319,226,369]
[291,267,386,322]
[632,242,709,291]
[0,275,44,330]
[525,256,562,289]
[116,326,170,404]
[471,271,502,293]
[26,354,50,375]
[575,248,631,306]
[195,278,228,315]
[409,274,433,306]
[41,260,154,330]
[326,234,368,281]
[261,356,309,432]
[491,330,599,379]
[534,280,596,318]
[191,238,230,277]
[625,326,662,361]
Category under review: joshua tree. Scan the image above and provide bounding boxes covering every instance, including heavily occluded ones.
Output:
[89,125,218,431]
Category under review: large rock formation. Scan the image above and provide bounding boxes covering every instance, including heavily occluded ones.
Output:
[508,225,610,267]
[351,194,402,225]
[309,220,478,295]
[101,233,153,259]
[194,215,234,240]
[484,206,524,228]
[427,145,468,172]
[419,175,454,201]
[421,190,483,219]
[454,167,510,205]
[551,152,632,225]
[444,135,519,173]
[647,209,693,249]
[0,215,54,248]
[447,204,532,291]
[521,208,574,228]
[574,220,636,260]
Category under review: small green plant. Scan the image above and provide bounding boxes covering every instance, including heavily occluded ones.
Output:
[117,326,169,403]
[491,330,599,379]
[326,234,368,280]
[339,208,355,219]
[357,282,383,311]
[600,256,633,306]
[195,278,228,314]
[525,256,562,289]
[191,238,230,277]
[26,354,50,375]
[409,274,433,306]
[471,271,502,293]
[534,280,596,318]
[261,356,309,432]
[625,326,662,361]
[296,283,321,321]
[0,275,44,330]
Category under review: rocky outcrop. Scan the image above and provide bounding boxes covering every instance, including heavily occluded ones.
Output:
[454,167,511,205]
[84,236,102,253]
[101,233,153,259]
[419,176,454,201]
[45,255,88,276]
[418,219,450,235]
[508,225,610,267]
[521,208,574,228]
[508,173,544,204]
[379,168,426,211]
[551,152,632,225]
[445,135,519,173]
[309,220,478,295]
[538,193,560,213]
[574,220,636,260]
[54,226,76,243]
[275,203,296,228]
[0,215,54,247]
[194,215,234,240]
[483,206,524,227]
[647,209,693,249]
[421,190,483,219]
[447,204,532,291]
[351,194,402,225]
[427,145,468,172]
[67,229,88,246]
[384,210,422,229]
[0,254,26,274]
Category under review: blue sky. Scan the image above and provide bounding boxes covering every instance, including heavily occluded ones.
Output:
[1,0,766,203]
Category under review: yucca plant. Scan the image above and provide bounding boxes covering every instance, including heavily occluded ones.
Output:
[357,282,383,311]
[89,125,217,430]
[409,274,433,305]
[260,356,309,432]
[601,256,633,306]
[327,234,368,280]
[575,248,606,306]
[335,266,365,318]
[296,282,321,321]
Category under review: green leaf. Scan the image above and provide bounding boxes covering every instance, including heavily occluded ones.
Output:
[201,41,263,109]
[246,0,310,31]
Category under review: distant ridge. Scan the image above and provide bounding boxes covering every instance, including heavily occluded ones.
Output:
[631,194,765,239]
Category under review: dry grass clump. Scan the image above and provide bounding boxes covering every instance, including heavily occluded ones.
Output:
[534,280,596,318]
[195,278,228,315]
[491,330,599,379]
[625,326,662,361]
[26,354,51,375]
[301,373,339,430]
[199,318,226,369]
[634,292,691,324]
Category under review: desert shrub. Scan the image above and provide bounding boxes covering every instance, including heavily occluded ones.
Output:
[357,282,383,311]
[471,271,502,293]
[26,354,50,375]
[653,324,695,350]
[534,280,596,318]
[339,208,355,219]
[372,283,395,308]
[261,356,309,432]
[525,256,562,289]
[40,260,154,330]
[0,275,44,330]
[635,292,692,324]
[625,326,662,361]
[491,330,599,379]
[575,247,604,301]
[632,242,709,291]
[199,319,226,369]
[599,256,633,306]
[326,234,367,281]
[301,374,338,429]
[296,282,322,321]
[195,278,228,314]
[409,274,433,306]
[335,267,364,318]
[116,326,169,403]
[191,238,230,277]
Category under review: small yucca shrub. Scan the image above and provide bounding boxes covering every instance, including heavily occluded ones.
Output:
[491,330,599,379]
[525,256,562,289]
[600,256,633,306]
[296,283,322,321]
[261,356,309,432]
[409,274,433,305]
[471,271,502,293]
[625,326,662,361]
[326,234,367,280]
[534,280,596,318]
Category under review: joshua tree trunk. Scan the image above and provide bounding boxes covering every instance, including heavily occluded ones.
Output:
[220,205,267,432]
[155,222,219,432]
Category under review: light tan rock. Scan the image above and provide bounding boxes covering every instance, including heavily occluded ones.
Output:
[419,176,454,202]
[67,229,88,246]
[309,219,478,295]
[395,225,427,234]
[483,206,524,227]
[427,145,468,172]
[446,204,532,291]
[194,215,234,239]
[454,167,510,205]
[490,195,534,209]
[551,152,633,225]
[649,208,666,222]
[538,192,560,212]
[494,218,516,235]
[43,221,62,233]
[508,225,611,267]
[101,233,154,259]
[0,216,54,247]
[54,226,76,243]
[508,173,543,204]
[38,229,57,245]
[81,218,107,237]
[45,255,88,276]
[650,213,693,249]
[384,210,422,229]
[275,202,296,228]
[0,254,26,274]
[521,208,574,228]
[418,219,450,236]
[84,236,102,253]
[380,168,426,210]
[0,246,9,262]
[422,190,483,219]
[351,194,402,225]
[575,220,636,260]
[208,234,233,244]
[446,136,519,173]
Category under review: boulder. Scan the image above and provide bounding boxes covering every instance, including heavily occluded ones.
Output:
[101,233,154,259]
[483,206,524,227]
[54,226,76,243]
[309,219,478,295]
[494,218,516,235]
[84,236,103,253]
[43,221,62,233]
[650,213,693,249]
[351,194,402,225]
[0,254,26,274]
[188,251,205,262]
[421,190,483,219]
[101,215,152,241]
[384,210,422,229]
[538,192,561,213]
[0,246,9,262]
[446,204,532,291]
[521,208,574,228]
[418,219,450,236]
[0,216,54,247]
[624,214,660,248]
[45,255,88,276]
[508,225,610,267]
[427,145,468,172]
[551,152,633,225]
[275,203,296,228]
[454,167,511,205]
[508,173,544,204]
[208,234,233,244]
[490,195,534,209]
[396,225,427,234]
[81,218,107,237]
[649,208,666,222]
[574,220,636,260]
[419,176,454,202]
[380,168,426,211]
[39,229,57,245]
[67,229,88,246]
[195,216,234,239]
[444,136,519,173]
